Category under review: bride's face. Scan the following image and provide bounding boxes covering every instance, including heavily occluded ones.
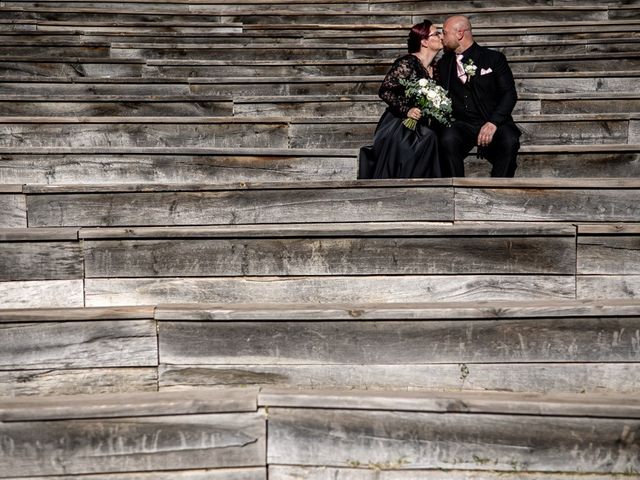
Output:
[427,25,444,51]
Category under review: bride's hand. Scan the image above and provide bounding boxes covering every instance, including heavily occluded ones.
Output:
[408,107,422,121]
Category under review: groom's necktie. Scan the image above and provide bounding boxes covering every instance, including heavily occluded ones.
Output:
[456,54,467,83]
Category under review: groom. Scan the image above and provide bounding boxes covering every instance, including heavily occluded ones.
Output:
[437,15,521,177]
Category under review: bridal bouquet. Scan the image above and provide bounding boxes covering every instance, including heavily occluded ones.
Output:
[399,77,453,130]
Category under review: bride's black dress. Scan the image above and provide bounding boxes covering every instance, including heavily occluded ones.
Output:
[359,54,442,179]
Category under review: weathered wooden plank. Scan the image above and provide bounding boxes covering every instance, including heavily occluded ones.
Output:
[155,298,640,321]
[0,306,153,323]
[542,98,640,114]
[0,320,157,369]
[0,241,82,281]
[85,276,575,307]
[578,236,640,274]
[0,412,265,477]
[158,317,640,366]
[158,363,640,393]
[3,469,266,480]
[0,367,157,396]
[269,466,633,480]
[455,188,640,222]
[0,194,26,228]
[0,59,143,77]
[84,236,575,277]
[0,98,233,117]
[0,388,258,421]
[578,276,640,300]
[579,224,640,235]
[0,280,83,308]
[630,119,639,143]
[0,80,191,95]
[0,227,78,241]
[259,388,640,418]
[0,122,288,148]
[26,187,453,226]
[0,153,356,184]
[267,408,640,472]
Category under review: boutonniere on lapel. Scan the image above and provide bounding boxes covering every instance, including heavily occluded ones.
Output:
[463,59,477,79]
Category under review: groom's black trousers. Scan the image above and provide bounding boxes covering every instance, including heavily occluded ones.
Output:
[440,120,520,177]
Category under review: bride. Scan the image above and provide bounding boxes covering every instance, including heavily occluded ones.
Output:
[359,19,444,179]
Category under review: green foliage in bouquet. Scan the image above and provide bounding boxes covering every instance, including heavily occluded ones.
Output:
[399,77,454,130]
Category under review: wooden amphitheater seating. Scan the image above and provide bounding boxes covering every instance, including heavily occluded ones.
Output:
[1,1,640,478]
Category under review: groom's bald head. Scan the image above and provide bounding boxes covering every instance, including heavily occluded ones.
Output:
[442,15,474,52]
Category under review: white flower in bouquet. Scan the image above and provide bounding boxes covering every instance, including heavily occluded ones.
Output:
[399,77,454,130]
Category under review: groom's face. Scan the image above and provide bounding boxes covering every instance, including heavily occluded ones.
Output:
[442,21,459,51]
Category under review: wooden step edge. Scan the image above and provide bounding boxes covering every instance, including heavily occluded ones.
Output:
[0,387,259,422]
[0,146,357,156]
[579,224,640,235]
[1,56,146,63]
[21,178,451,194]
[0,95,235,101]
[20,177,640,194]
[0,227,79,242]
[0,76,189,84]
[0,144,637,156]
[0,184,23,193]
[257,388,640,419]
[0,305,155,323]
[154,298,640,322]
[76,222,577,241]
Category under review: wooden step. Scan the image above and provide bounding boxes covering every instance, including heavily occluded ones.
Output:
[0,114,636,148]
[0,388,265,478]
[1,56,145,77]
[143,52,640,77]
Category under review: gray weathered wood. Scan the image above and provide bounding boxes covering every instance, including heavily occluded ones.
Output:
[85,275,575,307]
[0,194,26,228]
[0,305,153,323]
[0,280,83,308]
[0,153,356,184]
[84,236,575,277]
[269,466,633,480]
[3,469,266,480]
[159,317,640,365]
[0,320,157,369]
[630,119,639,143]
[267,408,640,472]
[0,122,288,148]
[498,152,640,178]
[455,188,640,222]
[0,227,78,241]
[0,241,83,281]
[1,59,144,77]
[0,367,157,397]
[578,276,640,300]
[159,363,640,393]
[0,412,265,476]
[26,186,453,226]
[155,298,640,322]
[578,235,640,274]
[0,388,258,421]
[259,388,640,418]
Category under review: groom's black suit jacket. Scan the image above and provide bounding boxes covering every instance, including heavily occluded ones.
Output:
[437,42,519,129]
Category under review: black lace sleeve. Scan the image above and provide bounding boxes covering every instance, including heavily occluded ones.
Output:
[378,55,421,117]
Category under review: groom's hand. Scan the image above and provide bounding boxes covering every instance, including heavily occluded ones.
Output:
[478,122,497,147]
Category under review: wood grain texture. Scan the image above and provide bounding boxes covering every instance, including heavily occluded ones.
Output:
[158,363,640,393]
[267,408,640,472]
[578,276,640,300]
[0,194,26,228]
[0,306,154,323]
[497,152,640,178]
[85,276,575,307]
[0,227,78,241]
[0,412,265,477]
[0,241,83,281]
[0,367,157,397]
[455,188,640,222]
[2,469,266,480]
[158,317,640,365]
[270,466,634,480]
[0,153,356,184]
[0,320,157,369]
[578,236,640,274]
[0,388,258,421]
[84,236,575,277]
[0,280,83,308]
[0,123,287,148]
[259,389,640,418]
[26,187,453,226]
